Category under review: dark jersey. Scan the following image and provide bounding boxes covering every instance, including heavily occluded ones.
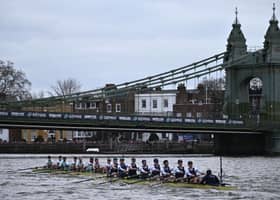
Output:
[201,174,220,186]
[128,163,137,176]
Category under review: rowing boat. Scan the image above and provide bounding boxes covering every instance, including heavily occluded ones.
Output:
[32,168,236,191]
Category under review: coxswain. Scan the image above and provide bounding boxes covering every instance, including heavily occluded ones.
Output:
[200,169,220,186]
[161,160,173,178]
[61,157,69,170]
[46,155,53,168]
[140,160,150,179]
[85,157,94,172]
[128,157,138,177]
[77,157,84,171]
[186,161,201,183]
[150,158,161,177]
[104,158,112,176]
[110,158,118,177]
[94,158,101,172]
[70,157,78,171]
[118,158,128,178]
[174,160,185,180]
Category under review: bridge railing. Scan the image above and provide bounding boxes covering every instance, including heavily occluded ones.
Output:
[0,110,245,127]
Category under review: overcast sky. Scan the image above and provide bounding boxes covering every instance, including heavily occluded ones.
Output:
[0,0,277,93]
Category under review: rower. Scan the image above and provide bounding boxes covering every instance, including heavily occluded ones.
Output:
[150,158,161,177]
[118,158,128,178]
[186,161,201,183]
[85,157,94,172]
[56,155,63,169]
[77,157,84,171]
[70,157,78,171]
[200,169,220,186]
[110,158,118,177]
[161,160,173,178]
[94,158,101,172]
[140,160,150,179]
[46,155,52,168]
[174,160,185,180]
[61,157,69,170]
[104,158,112,175]
[128,157,138,177]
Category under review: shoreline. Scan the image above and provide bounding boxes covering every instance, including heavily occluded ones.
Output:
[0,153,214,159]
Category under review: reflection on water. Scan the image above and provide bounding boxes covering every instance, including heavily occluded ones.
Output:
[0,155,280,200]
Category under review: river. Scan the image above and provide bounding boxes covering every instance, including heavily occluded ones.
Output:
[0,154,279,200]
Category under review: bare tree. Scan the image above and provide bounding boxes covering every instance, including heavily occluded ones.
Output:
[199,77,225,104]
[0,61,31,101]
[200,77,225,91]
[49,78,81,97]
[31,90,45,99]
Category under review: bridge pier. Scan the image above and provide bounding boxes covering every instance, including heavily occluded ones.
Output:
[265,130,280,155]
[214,133,265,155]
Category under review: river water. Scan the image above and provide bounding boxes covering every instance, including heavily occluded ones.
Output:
[0,154,279,200]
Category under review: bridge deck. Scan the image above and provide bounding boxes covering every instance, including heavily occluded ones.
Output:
[0,111,262,134]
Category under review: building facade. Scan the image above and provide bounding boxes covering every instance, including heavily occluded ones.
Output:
[135,90,177,116]
[0,129,9,143]
[173,84,224,119]
[74,84,135,115]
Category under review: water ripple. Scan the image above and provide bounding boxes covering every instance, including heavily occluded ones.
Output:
[1,156,280,200]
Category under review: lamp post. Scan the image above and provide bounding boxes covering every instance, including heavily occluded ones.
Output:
[69,102,74,140]
[203,77,208,104]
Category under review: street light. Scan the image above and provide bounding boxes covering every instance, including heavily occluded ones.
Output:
[203,77,208,104]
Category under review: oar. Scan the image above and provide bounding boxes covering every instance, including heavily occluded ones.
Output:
[97,174,139,186]
[71,174,107,184]
[153,175,187,186]
[125,175,159,185]
[7,166,44,173]
[150,176,174,187]
[96,177,120,185]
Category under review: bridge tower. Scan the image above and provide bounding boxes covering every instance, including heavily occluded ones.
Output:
[223,5,280,154]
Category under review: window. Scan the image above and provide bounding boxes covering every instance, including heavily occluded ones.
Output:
[75,102,82,109]
[107,104,112,113]
[86,102,90,108]
[196,112,202,118]
[141,100,146,108]
[163,99,168,108]
[152,100,157,109]
[90,102,96,109]
[176,113,182,117]
[186,112,192,118]
[116,104,121,112]
[86,132,92,137]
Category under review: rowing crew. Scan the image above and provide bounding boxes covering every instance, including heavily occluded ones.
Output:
[46,156,220,186]
[46,156,101,172]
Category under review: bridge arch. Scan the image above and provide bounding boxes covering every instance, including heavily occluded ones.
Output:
[237,76,264,121]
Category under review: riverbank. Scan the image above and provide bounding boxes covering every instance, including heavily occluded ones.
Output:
[0,153,214,159]
[0,142,213,154]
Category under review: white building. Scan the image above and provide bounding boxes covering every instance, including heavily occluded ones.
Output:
[135,90,177,116]
[0,129,9,142]
[135,90,177,142]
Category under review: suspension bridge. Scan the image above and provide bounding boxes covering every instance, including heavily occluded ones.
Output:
[1,7,280,155]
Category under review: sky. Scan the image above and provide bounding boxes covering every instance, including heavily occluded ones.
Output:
[0,0,278,93]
